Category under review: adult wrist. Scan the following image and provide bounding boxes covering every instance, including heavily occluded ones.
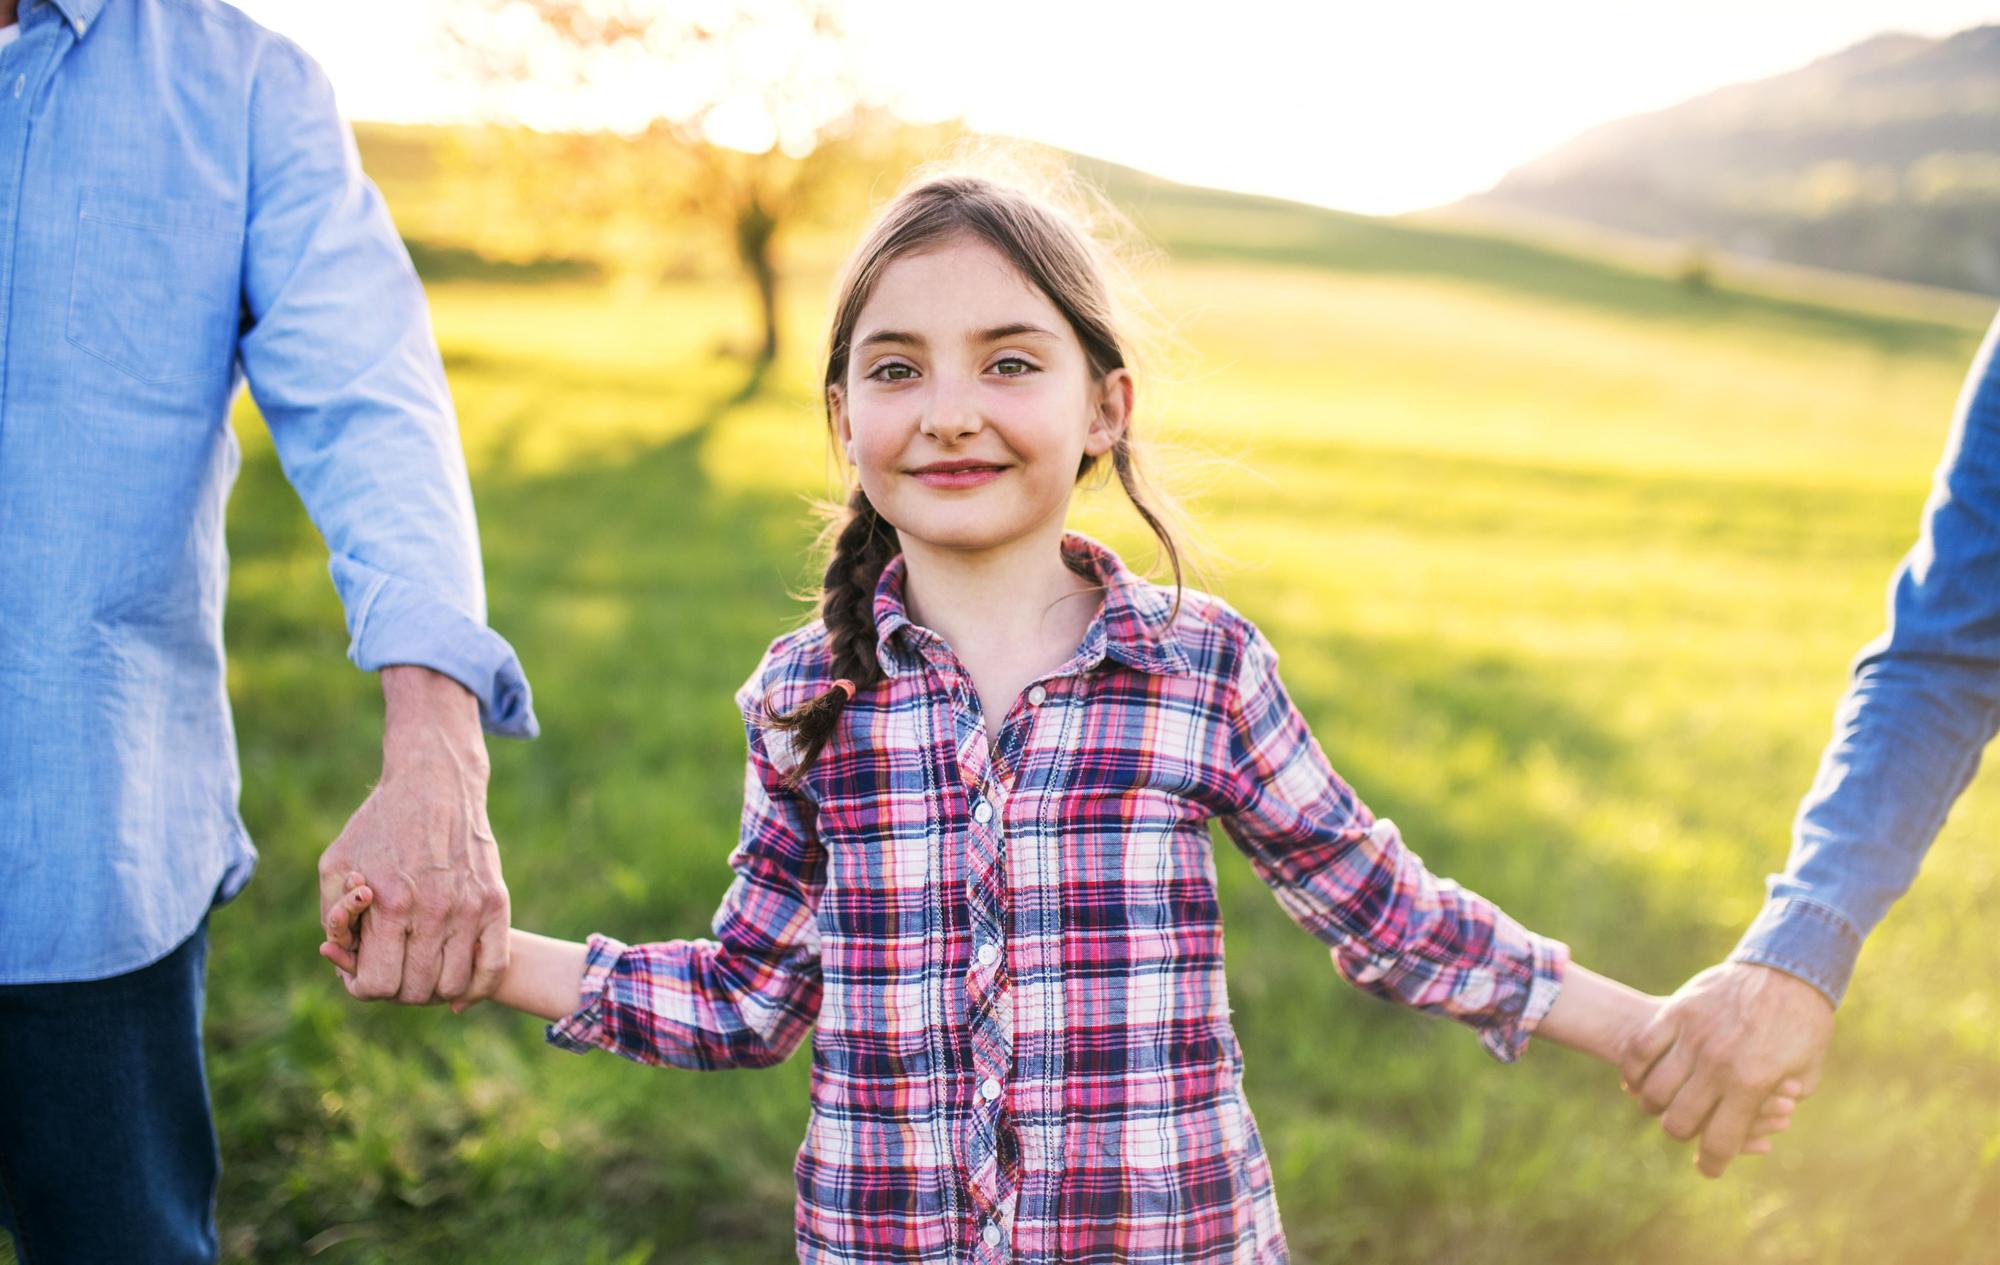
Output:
[1728,896,1861,1009]
[380,665,489,780]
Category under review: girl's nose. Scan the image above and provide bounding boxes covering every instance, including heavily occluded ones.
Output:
[918,374,984,443]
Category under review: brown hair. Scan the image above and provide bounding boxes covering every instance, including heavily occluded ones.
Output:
[766,171,1184,784]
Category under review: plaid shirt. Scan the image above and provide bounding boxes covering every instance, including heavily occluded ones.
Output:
[548,535,1567,1264]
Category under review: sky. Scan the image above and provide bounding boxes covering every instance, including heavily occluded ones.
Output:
[234,1,2000,215]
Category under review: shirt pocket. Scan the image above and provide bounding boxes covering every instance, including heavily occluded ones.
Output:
[66,186,244,385]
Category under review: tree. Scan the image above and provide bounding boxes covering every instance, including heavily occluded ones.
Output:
[448,0,900,366]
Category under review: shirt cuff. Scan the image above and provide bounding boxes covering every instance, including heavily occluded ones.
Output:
[545,933,630,1054]
[336,558,539,739]
[1727,896,1862,1008]
[1479,932,1570,1065]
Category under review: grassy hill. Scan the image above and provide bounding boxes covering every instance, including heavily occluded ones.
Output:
[1462,24,2000,296]
[166,135,2000,1263]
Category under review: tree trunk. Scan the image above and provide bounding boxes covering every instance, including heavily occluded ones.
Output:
[736,202,781,366]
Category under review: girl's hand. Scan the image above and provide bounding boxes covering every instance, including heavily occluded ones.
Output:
[319,871,373,993]
[1737,1078,1805,1158]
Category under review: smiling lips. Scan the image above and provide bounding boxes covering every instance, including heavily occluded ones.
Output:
[909,460,1009,489]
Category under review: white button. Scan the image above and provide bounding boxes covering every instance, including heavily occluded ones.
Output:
[977,943,998,966]
[1368,817,1397,845]
[982,1223,1001,1246]
[74,18,85,33]
[12,76,22,99]
[980,1076,1001,1101]
[973,799,993,824]
[1027,684,1047,706]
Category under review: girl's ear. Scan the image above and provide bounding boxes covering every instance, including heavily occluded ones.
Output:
[829,384,857,464]
[1083,368,1134,458]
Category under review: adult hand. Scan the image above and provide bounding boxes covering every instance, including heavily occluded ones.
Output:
[1619,961,1835,1178]
[316,666,509,1009]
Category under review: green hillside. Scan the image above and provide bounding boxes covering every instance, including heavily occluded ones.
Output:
[156,134,2000,1263]
[1465,25,2000,296]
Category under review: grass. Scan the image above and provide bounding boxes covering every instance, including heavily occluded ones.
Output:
[183,183,2000,1263]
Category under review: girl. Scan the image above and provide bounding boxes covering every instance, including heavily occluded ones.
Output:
[323,173,1799,1263]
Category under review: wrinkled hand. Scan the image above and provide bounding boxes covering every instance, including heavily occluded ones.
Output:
[316,666,509,1008]
[1619,962,1835,1178]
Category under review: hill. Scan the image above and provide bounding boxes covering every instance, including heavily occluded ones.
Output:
[1460,25,2000,296]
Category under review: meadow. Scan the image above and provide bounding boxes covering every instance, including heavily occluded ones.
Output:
[110,167,2000,1262]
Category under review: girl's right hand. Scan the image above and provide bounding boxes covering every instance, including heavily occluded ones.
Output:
[319,871,373,991]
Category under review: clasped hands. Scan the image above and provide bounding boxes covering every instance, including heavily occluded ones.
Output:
[313,665,511,1012]
[1617,961,1836,1177]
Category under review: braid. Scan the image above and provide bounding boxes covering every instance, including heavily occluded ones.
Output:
[1109,433,1184,623]
[764,488,897,785]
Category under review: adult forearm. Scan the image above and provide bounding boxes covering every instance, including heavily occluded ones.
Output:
[381,664,489,779]
[1735,653,2000,1003]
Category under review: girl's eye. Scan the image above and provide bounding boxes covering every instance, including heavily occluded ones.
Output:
[869,362,917,382]
[992,357,1037,377]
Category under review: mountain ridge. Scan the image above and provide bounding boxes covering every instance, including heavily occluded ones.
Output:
[1460,24,2000,295]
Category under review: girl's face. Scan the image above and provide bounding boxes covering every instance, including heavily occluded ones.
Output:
[831,235,1131,561]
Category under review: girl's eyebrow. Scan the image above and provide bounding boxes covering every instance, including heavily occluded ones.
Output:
[856,323,1062,350]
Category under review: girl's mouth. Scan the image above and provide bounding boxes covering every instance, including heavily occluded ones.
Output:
[909,462,1008,489]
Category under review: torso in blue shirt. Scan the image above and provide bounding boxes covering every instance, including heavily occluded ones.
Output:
[0,0,534,983]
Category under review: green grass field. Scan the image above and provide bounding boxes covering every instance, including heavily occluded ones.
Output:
[177,182,2000,1263]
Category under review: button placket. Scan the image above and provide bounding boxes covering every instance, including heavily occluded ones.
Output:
[961,764,1016,1253]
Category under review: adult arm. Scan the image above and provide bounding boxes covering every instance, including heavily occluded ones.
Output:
[235,38,537,1006]
[1624,310,2000,1176]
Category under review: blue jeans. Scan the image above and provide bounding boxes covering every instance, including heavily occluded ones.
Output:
[0,919,219,1264]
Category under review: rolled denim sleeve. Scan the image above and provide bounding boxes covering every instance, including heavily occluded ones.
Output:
[234,38,536,737]
[1733,310,2000,1005]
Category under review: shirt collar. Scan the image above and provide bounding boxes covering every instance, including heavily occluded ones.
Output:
[44,0,105,38]
[872,532,1192,681]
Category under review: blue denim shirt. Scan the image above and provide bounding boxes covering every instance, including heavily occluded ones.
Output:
[1732,310,2000,1006]
[0,0,536,984]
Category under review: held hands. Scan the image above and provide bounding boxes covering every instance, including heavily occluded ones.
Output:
[326,876,582,1020]
[315,666,510,1009]
[321,873,487,1014]
[1619,962,1836,1178]
[1529,962,1801,1163]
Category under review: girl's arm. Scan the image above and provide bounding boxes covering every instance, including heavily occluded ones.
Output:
[492,929,591,1022]
[1530,960,1659,1065]
[1215,619,1563,1063]
[1217,614,1808,1144]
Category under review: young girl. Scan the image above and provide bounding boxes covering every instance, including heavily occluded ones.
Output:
[323,173,1798,1263]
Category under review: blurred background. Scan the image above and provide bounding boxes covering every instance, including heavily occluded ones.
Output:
[159,1,2000,1260]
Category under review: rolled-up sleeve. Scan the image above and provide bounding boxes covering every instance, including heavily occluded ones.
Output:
[1217,621,1567,1063]
[234,38,535,737]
